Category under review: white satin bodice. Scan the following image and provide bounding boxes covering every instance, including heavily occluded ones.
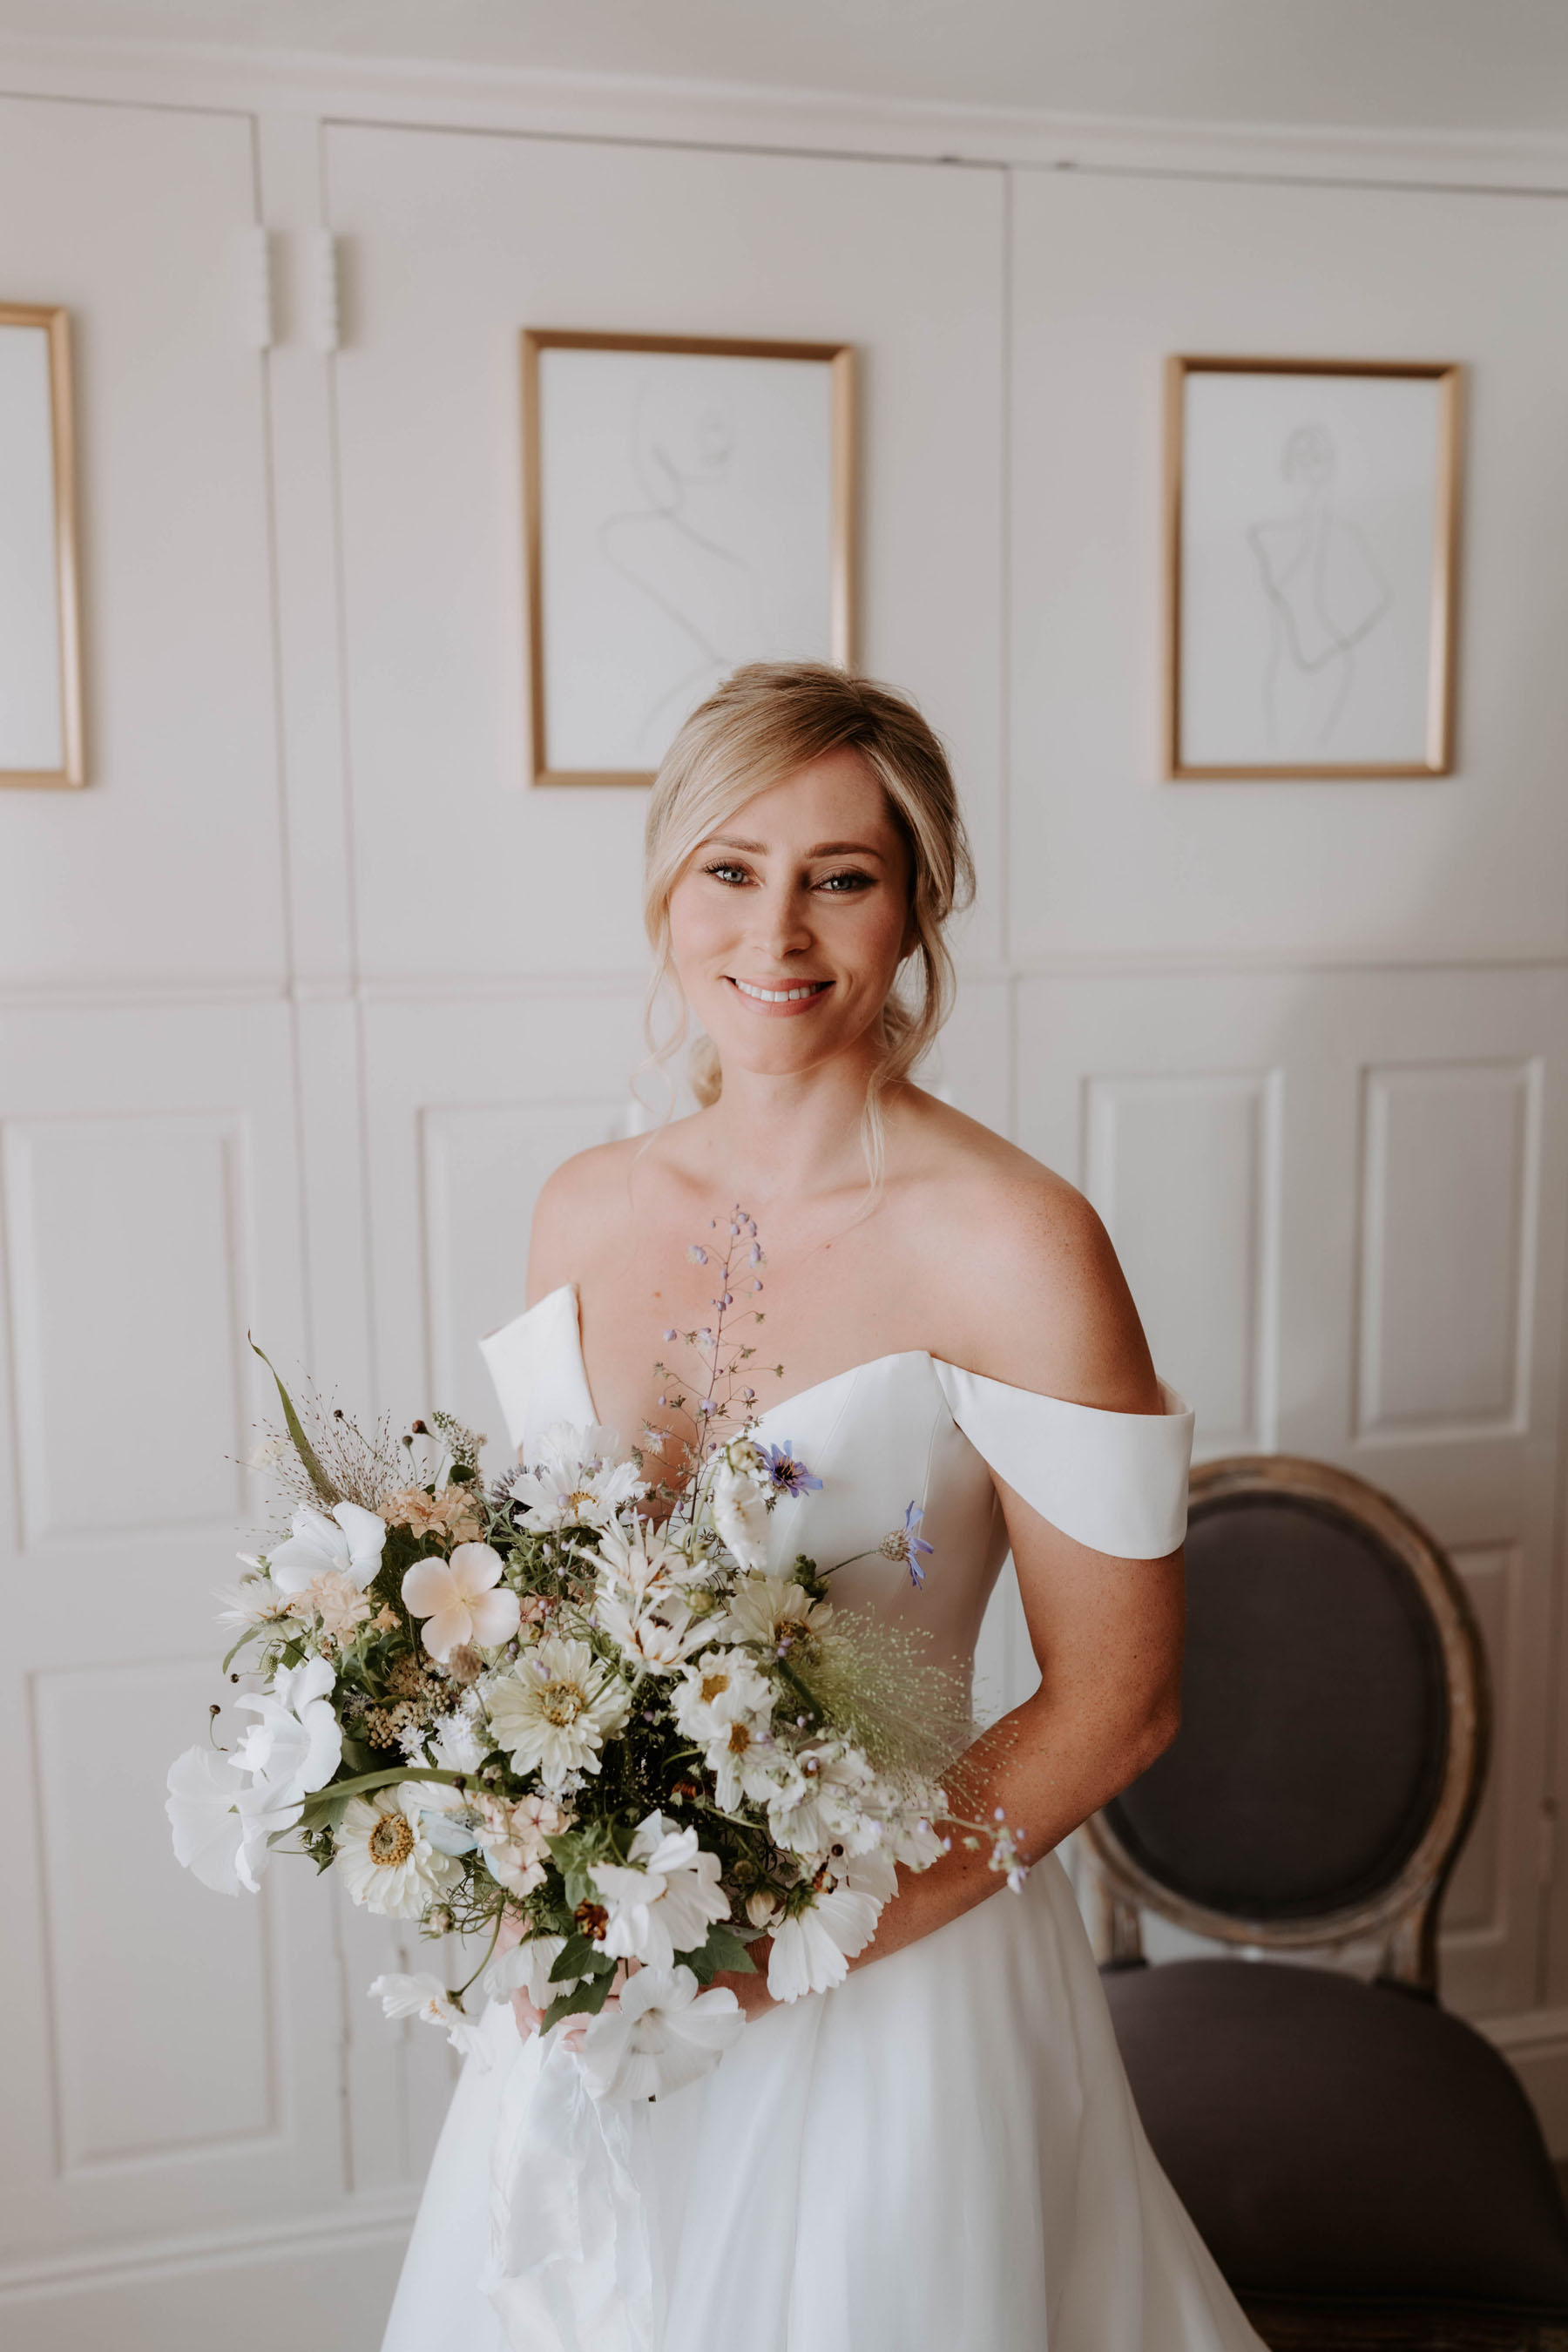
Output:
[480,1284,1194,1684]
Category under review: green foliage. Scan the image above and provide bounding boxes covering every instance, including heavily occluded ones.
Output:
[542,1976,615,2031]
[249,1339,341,1505]
[677,1921,755,1985]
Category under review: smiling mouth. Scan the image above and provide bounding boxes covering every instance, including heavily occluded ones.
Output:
[728,977,834,1004]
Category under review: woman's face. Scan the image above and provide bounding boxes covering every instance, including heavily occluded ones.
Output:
[667,747,916,1086]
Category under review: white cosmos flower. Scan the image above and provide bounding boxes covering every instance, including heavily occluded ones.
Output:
[507,1422,645,1531]
[402,1542,521,1663]
[708,1453,772,1572]
[479,1931,585,2010]
[484,1634,632,1791]
[591,1811,730,1970]
[231,1653,343,1814]
[335,1782,461,1917]
[267,1500,387,1596]
[166,1746,280,1895]
[673,1649,779,1807]
[673,1650,775,1744]
[578,1965,743,2103]
[828,1841,900,1902]
[767,1885,882,2002]
[368,1973,490,2065]
[767,1740,878,1862]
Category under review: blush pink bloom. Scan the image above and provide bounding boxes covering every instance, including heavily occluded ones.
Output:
[402,1542,521,1663]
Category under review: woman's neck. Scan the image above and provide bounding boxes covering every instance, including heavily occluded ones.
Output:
[687,1050,897,1208]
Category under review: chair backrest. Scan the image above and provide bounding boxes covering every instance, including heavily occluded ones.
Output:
[1082,1455,1490,1993]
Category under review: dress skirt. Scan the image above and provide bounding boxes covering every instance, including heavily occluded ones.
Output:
[381,1853,1262,2352]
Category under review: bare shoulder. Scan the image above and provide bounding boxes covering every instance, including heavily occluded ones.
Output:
[525,1134,645,1301]
[895,1092,1161,1413]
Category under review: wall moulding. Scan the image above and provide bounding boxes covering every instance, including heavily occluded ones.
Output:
[0,2186,419,2301]
[3,33,1568,195]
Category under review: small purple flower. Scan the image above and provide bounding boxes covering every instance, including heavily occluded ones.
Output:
[761,1440,823,1498]
[880,1502,934,1586]
[663,1328,679,1343]
[687,1245,708,1266]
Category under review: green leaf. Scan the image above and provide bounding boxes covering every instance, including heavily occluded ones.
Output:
[295,1764,462,1829]
[677,1922,755,1985]
[543,1977,612,2031]
[248,1338,340,1505]
[550,1931,610,1983]
[220,1626,263,1677]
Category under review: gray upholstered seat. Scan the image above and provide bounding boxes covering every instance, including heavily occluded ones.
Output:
[1085,1456,1568,2351]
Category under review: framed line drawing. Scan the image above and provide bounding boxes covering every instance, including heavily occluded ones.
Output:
[0,302,83,787]
[522,329,855,786]
[1165,356,1463,780]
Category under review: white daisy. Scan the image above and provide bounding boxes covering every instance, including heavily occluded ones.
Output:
[578,1965,744,2103]
[591,1811,730,1970]
[483,1634,632,1791]
[594,1580,706,1678]
[335,1782,461,1917]
[506,1422,645,1531]
[719,1572,834,1652]
[214,1570,300,1634]
[767,1885,882,2002]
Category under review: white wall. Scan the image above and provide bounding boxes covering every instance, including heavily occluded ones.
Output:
[3,46,1568,2348]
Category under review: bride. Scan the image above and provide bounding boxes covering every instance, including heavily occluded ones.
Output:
[382,661,1262,2351]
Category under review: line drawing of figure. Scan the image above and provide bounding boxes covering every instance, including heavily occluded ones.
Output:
[596,368,765,754]
[1246,421,1394,753]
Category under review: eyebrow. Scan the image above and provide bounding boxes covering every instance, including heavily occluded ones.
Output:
[706,836,888,860]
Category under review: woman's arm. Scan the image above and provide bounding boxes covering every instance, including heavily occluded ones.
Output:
[721,1170,1186,2015]
[844,1497,1184,1971]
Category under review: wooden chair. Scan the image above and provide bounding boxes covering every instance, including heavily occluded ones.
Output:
[1083,1454,1568,2352]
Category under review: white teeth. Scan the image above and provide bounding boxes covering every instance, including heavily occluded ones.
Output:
[733,978,828,1004]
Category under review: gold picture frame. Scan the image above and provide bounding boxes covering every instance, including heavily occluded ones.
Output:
[522,328,856,787]
[0,302,84,788]
[1165,355,1463,781]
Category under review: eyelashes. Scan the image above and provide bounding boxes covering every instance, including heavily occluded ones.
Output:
[700,862,875,896]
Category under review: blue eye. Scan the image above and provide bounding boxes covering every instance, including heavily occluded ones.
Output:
[819,870,873,893]
[704,862,750,886]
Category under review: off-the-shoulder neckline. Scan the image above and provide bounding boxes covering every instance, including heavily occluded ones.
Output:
[518,1281,1188,1433]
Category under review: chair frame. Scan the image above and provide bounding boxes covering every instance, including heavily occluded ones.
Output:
[1082,1454,1491,1995]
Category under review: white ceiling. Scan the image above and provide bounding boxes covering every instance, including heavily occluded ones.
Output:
[0,0,1564,133]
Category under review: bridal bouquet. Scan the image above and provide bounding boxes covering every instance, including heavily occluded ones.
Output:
[167,1210,1017,2103]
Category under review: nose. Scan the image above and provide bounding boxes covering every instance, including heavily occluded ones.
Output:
[748,875,815,963]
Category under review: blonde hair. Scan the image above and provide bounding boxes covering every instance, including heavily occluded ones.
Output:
[641,662,975,1189]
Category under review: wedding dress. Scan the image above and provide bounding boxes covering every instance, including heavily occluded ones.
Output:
[382,1281,1264,2352]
